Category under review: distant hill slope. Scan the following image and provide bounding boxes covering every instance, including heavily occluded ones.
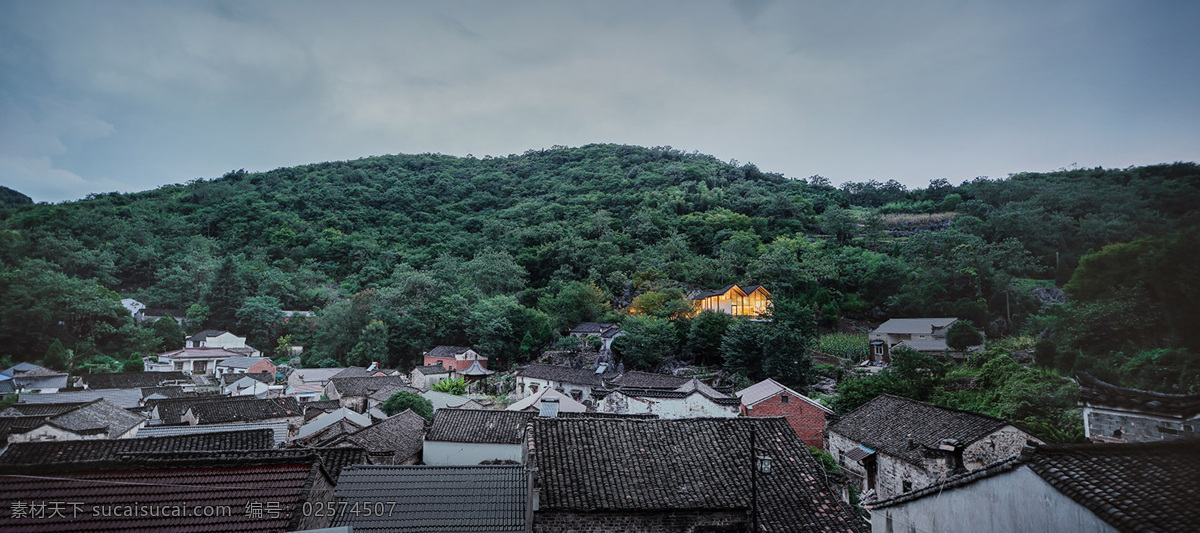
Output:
[0,186,32,209]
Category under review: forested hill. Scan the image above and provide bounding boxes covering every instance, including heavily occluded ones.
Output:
[1,144,1197,390]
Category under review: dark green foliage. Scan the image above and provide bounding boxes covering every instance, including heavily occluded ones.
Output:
[1033,340,1057,368]
[945,320,982,351]
[431,376,468,395]
[149,316,184,353]
[120,356,145,372]
[235,296,286,350]
[612,315,678,371]
[828,348,947,414]
[687,310,735,366]
[380,390,434,419]
[43,339,68,371]
[0,186,32,209]
[720,318,815,390]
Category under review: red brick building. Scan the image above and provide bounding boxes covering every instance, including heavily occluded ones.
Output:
[736,378,834,448]
[422,346,487,372]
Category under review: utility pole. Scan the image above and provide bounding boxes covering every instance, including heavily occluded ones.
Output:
[750,425,758,533]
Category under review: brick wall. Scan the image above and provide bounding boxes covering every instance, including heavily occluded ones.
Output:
[742,393,828,448]
[534,510,746,532]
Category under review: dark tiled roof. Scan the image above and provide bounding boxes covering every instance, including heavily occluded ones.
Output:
[17,388,145,408]
[412,365,451,375]
[330,376,414,398]
[34,399,145,438]
[142,307,184,318]
[186,397,301,424]
[531,417,867,533]
[330,366,375,379]
[156,346,245,360]
[517,364,611,386]
[185,329,229,341]
[81,371,190,390]
[1077,371,1200,419]
[0,416,48,441]
[133,447,367,479]
[0,402,87,417]
[149,394,260,424]
[0,428,276,464]
[139,386,188,399]
[0,456,321,532]
[828,394,1009,466]
[688,283,740,301]
[425,345,475,358]
[873,440,1200,533]
[608,370,692,389]
[426,409,535,444]
[568,322,617,334]
[221,371,274,386]
[338,409,428,461]
[556,412,659,419]
[333,465,527,532]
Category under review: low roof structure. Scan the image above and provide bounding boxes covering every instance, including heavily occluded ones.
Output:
[737,378,833,414]
[184,397,301,425]
[329,376,413,398]
[0,453,332,532]
[459,360,494,377]
[1077,371,1200,419]
[294,408,372,442]
[9,399,144,440]
[420,390,481,410]
[220,371,274,386]
[530,416,866,532]
[17,388,145,409]
[290,367,349,384]
[149,395,260,424]
[328,409,428,463]
[507,387,587,413]
[424,345,483,359]
[155,346,245,360]
[871,440,1200,533]
[0,428,276,464]
[828,394,1012,467]
[411,364,451,376]
[426,409,535,445]
[516,364,613,387]
[216,356,272,369]
[134,421,290,445]
[333,465,528,532]
[871,317,958,335]
[81,372,190,390]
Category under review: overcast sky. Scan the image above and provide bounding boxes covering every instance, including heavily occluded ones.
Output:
[2,1,1198,202]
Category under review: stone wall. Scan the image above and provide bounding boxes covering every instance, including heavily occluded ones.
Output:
[962,425,1038,470]
[534,510,745,533]
[1084,407,1200,443]
[600,391,739,419]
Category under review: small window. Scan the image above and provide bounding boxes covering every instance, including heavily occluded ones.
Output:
[529,383,539,394]
[902,480,912,493]
[838,451,845,467]
[781,395,790,404]
[873,344,883,356]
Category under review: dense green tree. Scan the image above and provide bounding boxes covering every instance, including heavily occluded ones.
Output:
[687,310,735,366]
[540,281,608,329]
[149,316,185,353]
[347,320,389,367]
[431,376,468,395]
[43,339,69,371]
[946,320,983,351]
[612,315,677,371]
[236,296,286,349]
[720,320,814,389]
[380,390,434,419]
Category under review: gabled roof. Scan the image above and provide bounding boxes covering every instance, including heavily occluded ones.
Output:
[11,372,69,390]
[608,370,692,389]
[330,375,413,398]
[516,364,612,386]
[506,387,588,413]
[425,345,484,359]
[0,454,326,532]
[330,366,376,379]
[134,421,290,445]
[17,388,146,409]
[82,371,190,389]
[2,362,48,375]
[1077,371,1200,419]
[333,465,527,532]
[185,397,301,424]
[737,378,833,414]
[156,346,245,360]
[872,440,1200,533]
[411,364,451,375]
[0,428,276,464]
[568,322,617,334]
[185,329,231,342]
[426,409,535,445]
[895,339,952,352]
[530,417,867,532]
[130,447,367,479]
[148,394,258,424]
[290,367,349,383]
[828,394,1011,466]
[216,356,271,369]
[338,409,428,461]
[220,371,274,386]
[871,317,958,335]
[689,283,745,301]
[140,385,188,399]
[295,407,372,441]
[421,390,480,410]
[28,398,145,438]
[0,402,87,417]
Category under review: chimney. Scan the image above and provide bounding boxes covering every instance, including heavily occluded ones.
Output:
[539,396,560,418]
[938,439,966,475]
